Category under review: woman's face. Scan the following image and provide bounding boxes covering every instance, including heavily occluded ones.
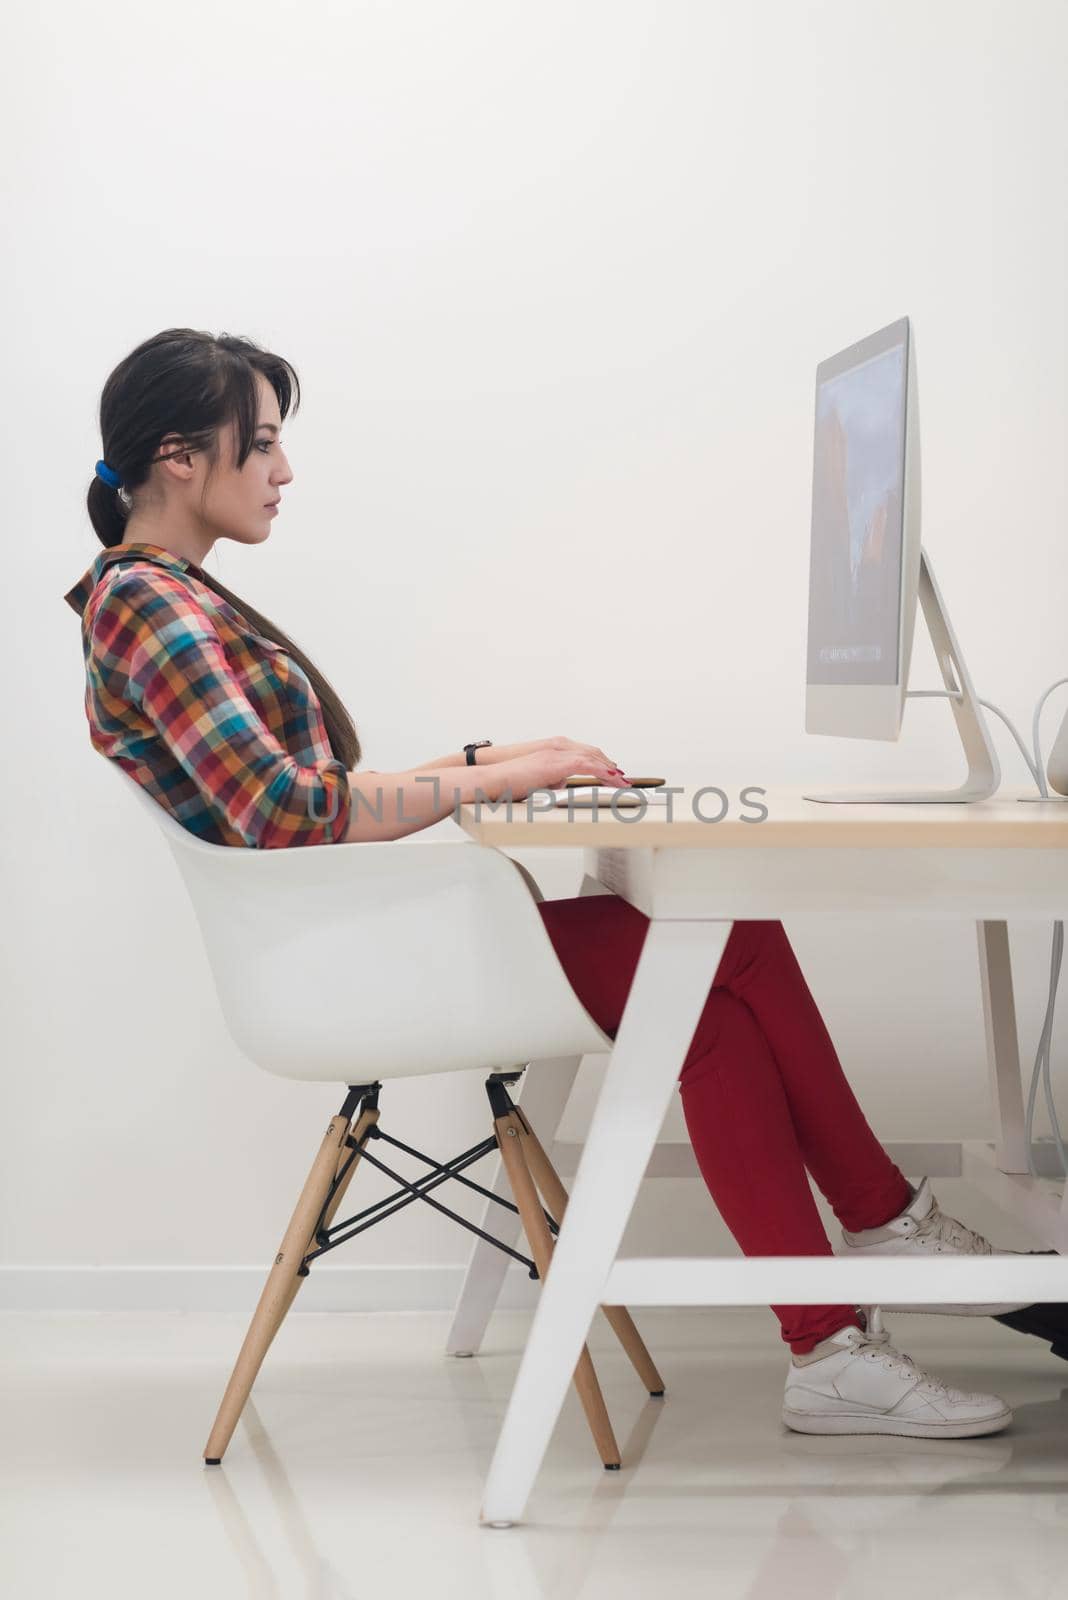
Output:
[153,370,294,548]
[204,371,294,545]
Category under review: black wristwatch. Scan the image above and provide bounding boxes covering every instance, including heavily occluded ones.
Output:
[464,740,493,766]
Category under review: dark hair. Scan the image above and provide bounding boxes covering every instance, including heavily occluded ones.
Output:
[86,327,360,768]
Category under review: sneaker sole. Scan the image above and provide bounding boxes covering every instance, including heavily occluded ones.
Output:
[782,1405,1013,1439]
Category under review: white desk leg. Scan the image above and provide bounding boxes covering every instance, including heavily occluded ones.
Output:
[446,1054,584,1357]
[977,921,1028,1174]
[480,918,733,1528]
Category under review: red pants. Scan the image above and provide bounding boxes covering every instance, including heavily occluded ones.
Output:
[536,895,913,1354]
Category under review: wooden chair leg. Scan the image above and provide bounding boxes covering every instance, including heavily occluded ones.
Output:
[493,1109,622,1470]
[512,1107,665,1396]
[446,1055,583,1358]
[259,1104,382,1365]
[203,1108,359,1465]
[321,1105,380,1230]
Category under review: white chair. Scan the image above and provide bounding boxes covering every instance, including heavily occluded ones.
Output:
[108,762,664,1468]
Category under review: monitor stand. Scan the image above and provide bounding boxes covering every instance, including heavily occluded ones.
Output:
[804,549,1001,804]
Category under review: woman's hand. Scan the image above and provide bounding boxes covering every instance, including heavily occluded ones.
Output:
[481,735,625,774]
[489,747,631,801]
[394,737,628,778]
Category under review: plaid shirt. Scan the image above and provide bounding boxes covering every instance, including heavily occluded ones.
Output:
[63,542,352,847]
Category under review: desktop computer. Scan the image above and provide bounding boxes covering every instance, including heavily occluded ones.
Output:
[554,314,1062,811]
[803,316,1001,803]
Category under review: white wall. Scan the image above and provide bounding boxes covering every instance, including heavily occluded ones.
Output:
[5,0,1067,1307]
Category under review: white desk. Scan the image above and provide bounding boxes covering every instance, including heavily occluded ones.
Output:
[454,788,1068,1526]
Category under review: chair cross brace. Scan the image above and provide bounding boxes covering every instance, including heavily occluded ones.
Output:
[300,1076,558,1278]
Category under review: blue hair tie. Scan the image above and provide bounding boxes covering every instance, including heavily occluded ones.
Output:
[95,459,124,489]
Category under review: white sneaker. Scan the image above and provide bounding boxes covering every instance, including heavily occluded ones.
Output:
[782,1306,1013,1438]
[839,1176,1029,1315]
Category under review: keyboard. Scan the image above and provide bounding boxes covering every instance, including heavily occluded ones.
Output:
[546,778,671,808]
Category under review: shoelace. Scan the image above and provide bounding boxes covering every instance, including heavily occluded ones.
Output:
[852,1308,950,1394]
[908,1203,993,1255]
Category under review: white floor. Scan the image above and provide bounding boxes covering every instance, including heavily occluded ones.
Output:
[2,1305,1067,1599]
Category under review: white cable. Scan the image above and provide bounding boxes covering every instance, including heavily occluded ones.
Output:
[1028,683,1068,1176]
[1032,677,1068,798]
[980,682,1068,1177]
[1023,918,1067,1178]
[977,699,1042,790]
[1041,923,1067,1174]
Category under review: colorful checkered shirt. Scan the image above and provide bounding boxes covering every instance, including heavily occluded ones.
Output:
[63,542,353,847]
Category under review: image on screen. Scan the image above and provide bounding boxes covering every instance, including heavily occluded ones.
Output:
[806,342,906,686]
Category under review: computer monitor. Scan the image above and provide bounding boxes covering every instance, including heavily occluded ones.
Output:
[803,316,1000,804]
[806,317,919,742]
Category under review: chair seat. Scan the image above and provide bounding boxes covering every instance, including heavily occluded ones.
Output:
[112,761,613,1081]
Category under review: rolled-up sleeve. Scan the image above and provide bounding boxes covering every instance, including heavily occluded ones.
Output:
[98,574,352,847]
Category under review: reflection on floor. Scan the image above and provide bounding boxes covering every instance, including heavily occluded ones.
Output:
[2,1307,1067,1599]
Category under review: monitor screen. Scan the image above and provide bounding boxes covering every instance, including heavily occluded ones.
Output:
[806,334,907,686]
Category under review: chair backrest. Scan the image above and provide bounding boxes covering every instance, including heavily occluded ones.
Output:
[107,760,612,1082]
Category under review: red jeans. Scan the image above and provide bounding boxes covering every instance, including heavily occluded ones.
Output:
[536,894,912,1354]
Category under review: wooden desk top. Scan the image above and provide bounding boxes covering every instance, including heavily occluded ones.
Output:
[456,787,1068,849]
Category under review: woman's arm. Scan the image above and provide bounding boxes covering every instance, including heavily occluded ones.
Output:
[402,749,480,771]
[400,736,620,774]
[341,762,517,842]
[343,743,629,842]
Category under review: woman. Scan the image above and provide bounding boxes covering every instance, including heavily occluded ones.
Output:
[66,328,1028,1440]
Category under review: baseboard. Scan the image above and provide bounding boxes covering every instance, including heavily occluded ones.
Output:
[0,1263,541,1314]
[6,1141,1055,1312]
